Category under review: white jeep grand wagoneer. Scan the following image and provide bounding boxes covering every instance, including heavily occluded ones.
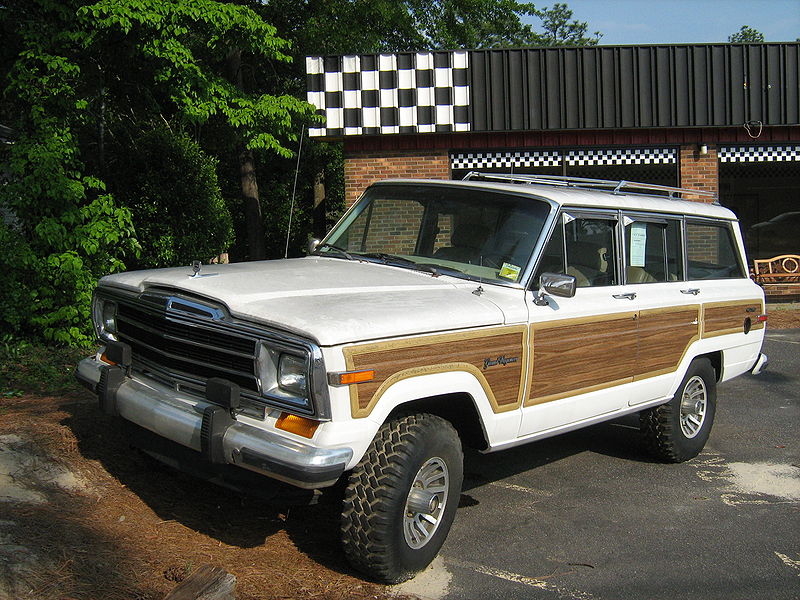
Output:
[76,174,768,583]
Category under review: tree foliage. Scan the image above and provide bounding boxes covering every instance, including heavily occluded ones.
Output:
[109,128,234,269]
[0,0,312,344]
[530,3,602,46]
[728,25,765,43]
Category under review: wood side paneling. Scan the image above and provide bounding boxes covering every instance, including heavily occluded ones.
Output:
[635,306,701,379]
[344,327,527,418]
[528,312,638,405]
[703,299,765,338]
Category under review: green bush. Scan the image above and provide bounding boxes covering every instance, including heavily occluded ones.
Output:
[110,129,234,268]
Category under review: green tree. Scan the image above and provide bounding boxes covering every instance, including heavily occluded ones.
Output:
[109,128,234,269]
[0,0,138,344]
[530,3,602,46]
[728,25,765,43]
[0,0,313,343]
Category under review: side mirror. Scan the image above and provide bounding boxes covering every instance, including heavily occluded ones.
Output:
[533,272,576,306]
[307,238,321,255]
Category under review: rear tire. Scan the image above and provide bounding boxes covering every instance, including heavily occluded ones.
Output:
[640,358,717,463]
[341,413,463,583]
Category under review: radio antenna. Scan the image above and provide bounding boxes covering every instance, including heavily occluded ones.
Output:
[284,125,305,258]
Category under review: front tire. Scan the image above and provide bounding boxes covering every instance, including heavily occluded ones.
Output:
[341,413,463,583]
[640,358,717,462]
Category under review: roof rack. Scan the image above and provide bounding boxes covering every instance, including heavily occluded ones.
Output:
[462,172,717,202]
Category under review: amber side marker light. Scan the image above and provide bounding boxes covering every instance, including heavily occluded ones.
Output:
[100,353,116,365]
[329,370,376,386]
[276,413,320,439]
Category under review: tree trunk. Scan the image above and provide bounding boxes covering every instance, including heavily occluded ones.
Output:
[240,147,266,260]
[313,170,326,238]
[227,48,266,260]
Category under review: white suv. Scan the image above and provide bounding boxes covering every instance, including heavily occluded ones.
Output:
[76,174,768,583]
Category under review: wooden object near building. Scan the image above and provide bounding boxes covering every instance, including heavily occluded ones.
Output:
[751,255,800,301]
[162,564,236,600]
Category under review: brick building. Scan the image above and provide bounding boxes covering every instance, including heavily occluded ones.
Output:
[306,43,800,261]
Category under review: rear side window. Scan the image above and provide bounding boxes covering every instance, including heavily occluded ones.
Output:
[686,222,745,280]
[623,218,684,283]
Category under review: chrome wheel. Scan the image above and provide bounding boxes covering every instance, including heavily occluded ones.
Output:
[679,375,707,438]
[403,457,449,549]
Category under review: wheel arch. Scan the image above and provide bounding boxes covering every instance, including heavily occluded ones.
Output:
[362,370,499,451]
[387,393,489,451]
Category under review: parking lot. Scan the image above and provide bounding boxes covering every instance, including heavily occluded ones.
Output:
[394,329,800,600]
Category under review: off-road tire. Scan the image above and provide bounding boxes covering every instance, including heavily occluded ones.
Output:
[341,413,463,583]
[640,357,717,463]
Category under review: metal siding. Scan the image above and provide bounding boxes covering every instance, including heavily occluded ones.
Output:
[786,47,799,123]
[465,44,799,132]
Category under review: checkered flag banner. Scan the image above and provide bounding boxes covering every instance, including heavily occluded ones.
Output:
[306,51,470,137]
[719,145,800,162]
[567,148,676,166]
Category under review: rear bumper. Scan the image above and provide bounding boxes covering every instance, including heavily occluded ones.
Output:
[75,357,351,489]
[750,352,769,375]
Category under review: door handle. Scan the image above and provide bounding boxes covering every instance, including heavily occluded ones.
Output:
[612,292,637,300]
[680,288,701,295]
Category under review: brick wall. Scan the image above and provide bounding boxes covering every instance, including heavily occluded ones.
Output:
[344,150,450,207]
[679,144,718,202]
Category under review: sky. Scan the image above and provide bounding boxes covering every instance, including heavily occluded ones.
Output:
[529,0,800,45]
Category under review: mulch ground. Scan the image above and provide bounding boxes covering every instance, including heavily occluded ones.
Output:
[0,392,392,600]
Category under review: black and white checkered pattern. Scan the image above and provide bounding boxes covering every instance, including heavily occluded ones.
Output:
[566,148,676,166]
[306,51,470,137]
[451,150,561,170]
[719,145,800,162]
[450,148,676,170]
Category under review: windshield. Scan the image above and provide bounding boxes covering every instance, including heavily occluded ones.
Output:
[319,184,552,285]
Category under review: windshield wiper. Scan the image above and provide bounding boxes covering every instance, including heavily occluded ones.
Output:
[358,253,440,276]
[315,243,355,261]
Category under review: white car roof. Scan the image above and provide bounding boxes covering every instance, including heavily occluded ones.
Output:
[377,178,738,221]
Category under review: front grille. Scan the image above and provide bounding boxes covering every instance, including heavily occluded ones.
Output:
[116,302,260,393]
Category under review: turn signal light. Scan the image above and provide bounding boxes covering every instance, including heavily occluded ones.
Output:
[100,353,116,365]
[329,370,376,386]
[275,413,320,439]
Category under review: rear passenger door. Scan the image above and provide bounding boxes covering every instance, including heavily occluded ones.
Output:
[521,210,637,436]
[621,214,702,405]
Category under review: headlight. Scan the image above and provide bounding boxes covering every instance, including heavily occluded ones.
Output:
[256,343,312,411]
[278,353,308,396]
[92,295,118,341]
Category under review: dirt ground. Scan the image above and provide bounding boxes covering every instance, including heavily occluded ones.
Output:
[0,391,394,600]
[1,308,797,600]
[765,302,800,329]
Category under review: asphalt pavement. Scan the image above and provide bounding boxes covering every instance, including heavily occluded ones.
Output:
[394,329,800,600]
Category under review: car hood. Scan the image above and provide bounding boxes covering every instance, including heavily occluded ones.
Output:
[99,257,512,346]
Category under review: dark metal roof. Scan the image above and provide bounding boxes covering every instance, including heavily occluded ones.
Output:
[306,43,799,138]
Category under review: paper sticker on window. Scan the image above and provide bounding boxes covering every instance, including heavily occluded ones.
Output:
[499,262,521,280]
[629,222,647,267]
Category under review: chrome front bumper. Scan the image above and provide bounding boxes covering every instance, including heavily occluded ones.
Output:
[75,357,351,489]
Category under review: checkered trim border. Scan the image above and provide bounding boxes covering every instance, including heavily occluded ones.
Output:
[566,148,676,166]
[451,150,561,170]
[306,52,470,137]
[451,148,676,170]
[719,145,800,163]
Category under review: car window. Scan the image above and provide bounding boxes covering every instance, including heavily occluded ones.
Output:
[686,221,745,280]
[623,218,685,284]
[323,184,551,285]
[564,216,618,287]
